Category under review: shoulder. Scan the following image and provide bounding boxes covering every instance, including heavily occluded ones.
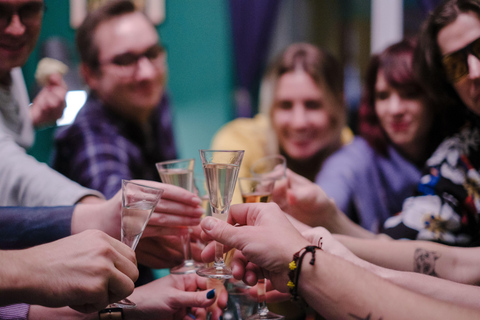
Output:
[212,114,269,145]
[329,137,374,162]
[55,106,117,142]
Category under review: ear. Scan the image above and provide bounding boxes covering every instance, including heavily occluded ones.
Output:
[79,63,100,90]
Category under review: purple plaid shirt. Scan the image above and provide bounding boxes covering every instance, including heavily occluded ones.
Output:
[53,93,177,199]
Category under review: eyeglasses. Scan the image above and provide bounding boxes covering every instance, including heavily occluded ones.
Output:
[99,45,166,78]
[0,2,44,30]
[442,37,480,83]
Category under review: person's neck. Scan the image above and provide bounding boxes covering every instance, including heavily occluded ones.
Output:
[0,70,12,88]
[394,141,429,167]
[103,101,152,125]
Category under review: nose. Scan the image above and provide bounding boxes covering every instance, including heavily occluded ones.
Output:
[290,104,308,129]
[387,93,406,115]
[134,56,158,80]
[4,14,26,36]
[467,53,480,80]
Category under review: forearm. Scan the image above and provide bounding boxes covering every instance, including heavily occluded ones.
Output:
[298,250,480,319]
[28,306,89,320]
[373,264,480,310]
[336,235,480,285]
[327,208,378,239]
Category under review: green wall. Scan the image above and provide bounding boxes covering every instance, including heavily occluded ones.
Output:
[25,0,233,169]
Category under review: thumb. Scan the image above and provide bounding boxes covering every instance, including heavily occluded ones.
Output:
[170,289,216,309]
[201,217,239,248]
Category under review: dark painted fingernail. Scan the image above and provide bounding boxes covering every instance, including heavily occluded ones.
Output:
[207,288,215,299]
[187,313,196,319]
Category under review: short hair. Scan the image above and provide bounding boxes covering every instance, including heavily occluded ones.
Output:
[415,0,480,134]
[259,43,346,130]
[76,0,137,71]
[360,38,446,156]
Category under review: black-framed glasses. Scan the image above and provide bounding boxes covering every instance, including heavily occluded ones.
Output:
[100,45,166,78]
[442,37,480,83]
[0,2,45,30]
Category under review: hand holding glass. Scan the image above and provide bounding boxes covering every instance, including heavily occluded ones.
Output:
[239,177,284,320]
[156,158,203,274]
[109,180,163,309]
[250,154,287,180]
[197,149,244,279]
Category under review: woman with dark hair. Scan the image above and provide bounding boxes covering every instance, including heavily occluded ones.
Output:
[380,0,480,244]
[315,38,444,233]
[212,43,352,203]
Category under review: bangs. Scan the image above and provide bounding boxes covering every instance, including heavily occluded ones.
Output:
[381,51,420,90]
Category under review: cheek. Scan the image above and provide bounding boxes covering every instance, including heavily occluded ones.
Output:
[311,111,334,132]
[271,111,290,131]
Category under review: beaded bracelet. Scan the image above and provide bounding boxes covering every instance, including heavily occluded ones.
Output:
[287,240,323,301]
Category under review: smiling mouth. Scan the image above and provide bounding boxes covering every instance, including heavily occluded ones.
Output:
[391,122,410,132]
[0,42,25,53]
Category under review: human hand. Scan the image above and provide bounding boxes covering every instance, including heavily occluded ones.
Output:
[134,180,204,229]
[135,233,203,269]
[200,203,310,292]
[30,73,67,128]
[248,279,290,303]
[73,180,204,237]
[277,169,337,227]
[6,230,137,313]
[127,273,228,320]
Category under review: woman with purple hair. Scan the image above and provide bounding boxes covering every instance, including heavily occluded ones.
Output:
[315,38,446,233]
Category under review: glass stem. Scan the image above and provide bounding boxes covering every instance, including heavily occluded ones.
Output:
[257,278,269,315]
[214,241,225,266]
[181,231,193,261]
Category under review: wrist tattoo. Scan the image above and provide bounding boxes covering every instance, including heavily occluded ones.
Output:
[414,248,440,276]
[348,312,383,319]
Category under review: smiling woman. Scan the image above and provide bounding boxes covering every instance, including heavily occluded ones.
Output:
[315,38,446,233]
[211,43,352,204]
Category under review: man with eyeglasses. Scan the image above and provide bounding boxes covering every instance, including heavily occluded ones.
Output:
[0,0,105,206]
[0,0,68,147]
[53,0,177,202]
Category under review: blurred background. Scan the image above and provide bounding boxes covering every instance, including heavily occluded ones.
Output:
[25,0,440,165]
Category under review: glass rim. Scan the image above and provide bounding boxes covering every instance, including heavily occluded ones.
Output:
[155,158,195,166]
[238,176,277,182]
[199,149,245,153]
[121,179,165,194]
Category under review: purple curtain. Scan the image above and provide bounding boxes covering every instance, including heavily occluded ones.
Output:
[416,0,443,13]
[229,0,280,117]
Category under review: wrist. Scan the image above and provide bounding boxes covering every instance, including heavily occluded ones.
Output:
[287,245,323,300]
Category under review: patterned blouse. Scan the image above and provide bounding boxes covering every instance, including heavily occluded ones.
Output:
[383,117,480,246]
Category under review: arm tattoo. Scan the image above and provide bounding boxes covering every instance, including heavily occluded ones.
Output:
[414,248,440,276]
[348,313,383,320]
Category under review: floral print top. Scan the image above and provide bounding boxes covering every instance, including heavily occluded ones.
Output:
[383,119,480,246]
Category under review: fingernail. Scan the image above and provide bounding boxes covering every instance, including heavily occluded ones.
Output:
[203,217,217,231]
[195,207,206,215]
[207,288,215,299]
[192,196,202,205]
[187,313,196,319]
[219,316,223,320]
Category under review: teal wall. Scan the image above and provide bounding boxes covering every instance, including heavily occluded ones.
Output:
[25,0,234,170]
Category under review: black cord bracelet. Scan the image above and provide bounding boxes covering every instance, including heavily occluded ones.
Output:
[287,241,323,301]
